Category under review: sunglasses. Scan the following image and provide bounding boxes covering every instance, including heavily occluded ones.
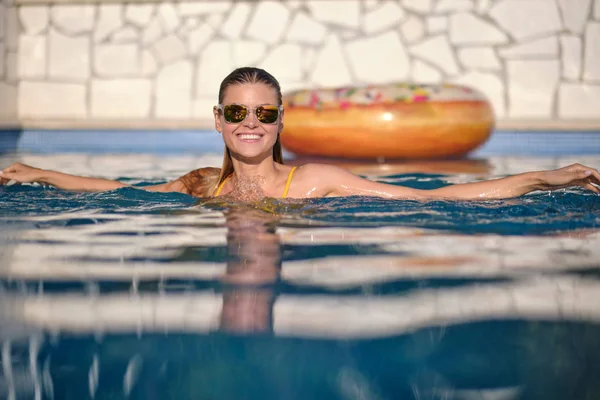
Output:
[217,103,283,124]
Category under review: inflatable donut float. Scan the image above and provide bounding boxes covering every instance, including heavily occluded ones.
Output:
[281,83,495,160]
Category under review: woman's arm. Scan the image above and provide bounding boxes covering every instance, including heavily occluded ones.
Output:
[0,162,185,193]
[309,163,600,200]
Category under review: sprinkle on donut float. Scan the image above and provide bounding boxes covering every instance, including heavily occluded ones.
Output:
[281,83,495,160]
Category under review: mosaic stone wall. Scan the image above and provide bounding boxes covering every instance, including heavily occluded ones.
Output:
[4,0,600,127]
[0,0,18,121]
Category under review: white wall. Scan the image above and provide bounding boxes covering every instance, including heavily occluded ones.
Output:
[4,0,600,127]
[0,0,18,121]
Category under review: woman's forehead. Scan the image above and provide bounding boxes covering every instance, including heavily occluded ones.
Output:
[222,83,278,104]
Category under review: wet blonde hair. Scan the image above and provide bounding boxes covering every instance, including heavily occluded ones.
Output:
[206,67,284,196]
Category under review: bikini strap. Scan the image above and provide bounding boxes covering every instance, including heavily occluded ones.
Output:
[213,176,230,197]
[282,167,297,199]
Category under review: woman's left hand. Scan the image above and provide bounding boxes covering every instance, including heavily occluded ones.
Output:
[536,163,600,193]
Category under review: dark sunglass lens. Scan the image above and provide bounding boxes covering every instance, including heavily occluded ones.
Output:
[223,105,247,123]
[256,106,279,124]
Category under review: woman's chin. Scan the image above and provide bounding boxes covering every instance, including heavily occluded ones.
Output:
[230,149,271,163]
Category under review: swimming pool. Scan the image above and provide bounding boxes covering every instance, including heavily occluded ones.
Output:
[1,151,600,399]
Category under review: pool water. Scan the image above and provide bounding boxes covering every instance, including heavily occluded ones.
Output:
[1,153,600,400]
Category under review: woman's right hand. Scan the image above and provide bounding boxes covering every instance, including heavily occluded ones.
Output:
[0,162,45,185]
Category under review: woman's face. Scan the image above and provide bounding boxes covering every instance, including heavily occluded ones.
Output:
[214,83,283,162]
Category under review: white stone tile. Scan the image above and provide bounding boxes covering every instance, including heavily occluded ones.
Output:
[476,0,493,14]
[152,34,186,65]
[141,49,157,77]
[435,0,474,12]
[411,59,442,83]
[178,17,199,36]
[196,41,233,97]
[259,44,303,81]
[112,27,138,43]
[363,1,406,34]
[91,79,151,118]
[142,17,163,45]
[409,34,460,76]
[301,47,318,73]
[457,47,501,70]
[0,82,17,118]
[450,12,508,45]
[499,36,558,59]
[188,23,214,55]
[19,81,86,118]
[363,0,380,11]
[48,29,89,81]
[284,0,304,11]
[560,34,582,80]
[306,0,360,28]
[402,0,433,14]
[310,34,353,87]
[339,29,359,39]
[192,97,217,122]
[19,6,48,35]
[0,42,4,77]
[559,84,600,118]
[94,4,123,43]
[286,12,327,44]
[51,5,95,34]
[489,0,562,41]
[583,22,600,81]
[246,1,290,44]
[0,4,5,41]
[157,3,180,34]
[5,51,17,82]
[426,16,447,34]
[558,0,592,34]
[507,60,560,118]
[94,44,138,77]
[5,6,18,51]
[17,35,46,78]
[451,71,505,117]
[346,31,410,83]
[220,2,251,40]
[205,13,225,30]
[178,1,231,16]
[595,0,600,19]
[400,14,425,43]
[156,60,192,118]
[125,4,155,27]
[281,81,309,93]
[233,40,267,67]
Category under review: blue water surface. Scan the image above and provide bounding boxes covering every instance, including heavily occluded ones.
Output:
[1,171,600,400]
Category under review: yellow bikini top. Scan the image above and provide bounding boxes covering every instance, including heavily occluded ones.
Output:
[213,166,297,198]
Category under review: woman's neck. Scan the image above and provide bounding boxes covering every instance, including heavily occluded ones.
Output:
[226,155,282,201]
[230,155,280,182]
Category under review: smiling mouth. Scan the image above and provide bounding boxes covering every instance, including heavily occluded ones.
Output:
[237,134,263,141]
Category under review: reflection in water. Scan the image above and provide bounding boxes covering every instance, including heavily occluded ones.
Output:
[220,207,281,334]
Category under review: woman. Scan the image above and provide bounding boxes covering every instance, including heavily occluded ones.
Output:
[1,67,599,200]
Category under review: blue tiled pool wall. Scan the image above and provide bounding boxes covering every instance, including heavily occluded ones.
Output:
[1,129,600,156]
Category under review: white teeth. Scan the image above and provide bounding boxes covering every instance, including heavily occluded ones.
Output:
[238,134,261,140]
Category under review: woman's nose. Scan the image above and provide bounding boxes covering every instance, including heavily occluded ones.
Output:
[244,110,258,127]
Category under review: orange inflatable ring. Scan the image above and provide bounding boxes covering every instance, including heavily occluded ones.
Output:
[281,83,495,160]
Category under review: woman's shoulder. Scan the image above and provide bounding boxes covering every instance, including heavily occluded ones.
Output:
[178,167,221,197]
[292,163,356,187]
[287,163,365,198]
[295,163,352,177]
